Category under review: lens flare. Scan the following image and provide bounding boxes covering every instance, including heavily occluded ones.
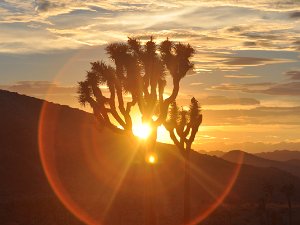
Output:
[146,153,157,164]
[37,49,244,225]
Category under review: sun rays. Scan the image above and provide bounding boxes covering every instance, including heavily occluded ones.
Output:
[133,123,152,139]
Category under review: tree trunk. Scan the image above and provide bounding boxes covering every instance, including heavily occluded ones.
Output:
[144,127,157,225]
[144,164,157,225]
[288,197,292,225]
[148,165,156,225]
[183,147,191,224]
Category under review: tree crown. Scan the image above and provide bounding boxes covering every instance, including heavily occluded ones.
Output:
[77,37,195,136]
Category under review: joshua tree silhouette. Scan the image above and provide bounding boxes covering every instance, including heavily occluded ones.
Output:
[164,98,203,224]
[281,183,294,225]
[77,37,195,225]
[78,37,194,149]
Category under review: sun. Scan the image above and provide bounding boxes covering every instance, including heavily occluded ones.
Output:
[133,123,152,139]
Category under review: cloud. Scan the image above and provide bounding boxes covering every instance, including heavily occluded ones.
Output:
[227,26,246,33]
[285,70,300,80]
[200,96,260,105]
[0,0,299,54]
[0,81,76,95]
[190,82,203,86]
[224,75,259,79]
[261,82,300,96]
[211,82,273,91]
[193,50,295,72]
[240,31,278,40]
[0,81,82,108]
[290,11,300,18]
[223,56,289,66]
[293,40,300,45]
[0,22,88,54]
[196,141,300,152]
[34,0,66,12]
[243,41,256,47]
[211,81,300,96]
[203,105,300,126]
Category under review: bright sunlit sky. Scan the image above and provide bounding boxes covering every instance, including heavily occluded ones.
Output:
[1,0,300,152]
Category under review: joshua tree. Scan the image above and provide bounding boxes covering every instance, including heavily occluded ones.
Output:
[281,183,294,225]
[258,182,274,225]
[78,37,195,152]
[164,98,203,224]
[78,37,195,225]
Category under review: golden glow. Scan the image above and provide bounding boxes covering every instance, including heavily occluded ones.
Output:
[157,125,173,144]
[133,123,152,139]
[146,153,157,164]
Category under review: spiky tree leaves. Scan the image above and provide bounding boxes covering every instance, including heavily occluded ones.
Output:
[127,37,142,55]
[175,43,194,80]
[167,101,179,127]
[160,40,195,81]
[159,39,173,73]
[77,80,93,107]
[165,97,202,151]
[189,97,201,125]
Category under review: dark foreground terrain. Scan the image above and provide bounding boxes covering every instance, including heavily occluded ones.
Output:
[0,90,299,225]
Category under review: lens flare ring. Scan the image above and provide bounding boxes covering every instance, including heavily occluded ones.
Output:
[38,50,244,225]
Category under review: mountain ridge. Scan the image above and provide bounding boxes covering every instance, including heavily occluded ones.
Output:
[222,150,300,178]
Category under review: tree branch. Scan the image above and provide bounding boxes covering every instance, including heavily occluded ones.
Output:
[169,129,181,150]
[186,115,202,148]
[154,77,180,126]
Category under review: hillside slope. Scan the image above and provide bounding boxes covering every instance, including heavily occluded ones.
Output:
[1,90,300,225]
[255,150,300,161]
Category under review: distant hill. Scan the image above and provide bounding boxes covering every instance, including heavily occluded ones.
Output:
[255,150,300,161]
[222,150,279,167]
[198,150,225,157]
[284,159,300,167]
[1,89,300,225]
[222,150,300,177]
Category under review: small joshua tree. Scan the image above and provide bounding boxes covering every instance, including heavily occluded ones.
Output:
[164,97,203,224]
[281,183,294,225]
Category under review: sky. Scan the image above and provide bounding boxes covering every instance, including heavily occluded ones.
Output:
[1,0,300,152]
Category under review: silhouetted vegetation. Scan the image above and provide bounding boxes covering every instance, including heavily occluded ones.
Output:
[281,183,294,225]
[77,37,195,224]
[165,98,202,223]
[77,37,195,151]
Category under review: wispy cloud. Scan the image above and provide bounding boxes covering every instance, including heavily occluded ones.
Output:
[190,82,204,86]
[0,81,76,95]
[200,96,260,106]
[260,82,300,96]
[0,80,80,108]
[223,56,290,66]
[211,81,300,96]
[0,0,299,54]
[286,70,300,80]
[204,105,300,126]
[224,75,259,79]
[290,11,300,18]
